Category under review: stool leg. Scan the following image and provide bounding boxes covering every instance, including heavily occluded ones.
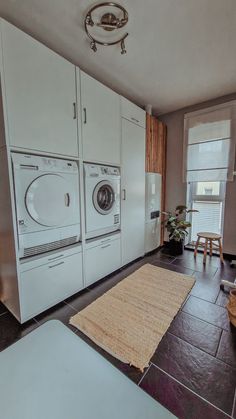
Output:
[203,239,208,264]
[194,237,200,258]
[218,239,224,264]
[209,239,213,257]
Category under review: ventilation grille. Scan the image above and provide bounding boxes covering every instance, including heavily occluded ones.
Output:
[23,236,78,258]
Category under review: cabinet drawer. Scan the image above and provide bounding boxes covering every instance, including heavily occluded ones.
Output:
[121,97,146,128]
[85,239,121,287]
[19,252,83,322]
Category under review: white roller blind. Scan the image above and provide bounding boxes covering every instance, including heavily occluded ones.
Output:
[184,102,236,182]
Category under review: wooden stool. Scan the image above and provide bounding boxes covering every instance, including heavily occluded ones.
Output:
[194,232,224,264]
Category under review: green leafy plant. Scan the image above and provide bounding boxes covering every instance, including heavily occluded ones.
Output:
[163,205,198,242]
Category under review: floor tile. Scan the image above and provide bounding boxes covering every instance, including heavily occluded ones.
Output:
[217,328,236,367]
[190,272,220,303]
[216,291,229,307]
[214,263,236,282]
[0,312,38,351]
[233,393,236,419]
[151,332,236,414]
[149,259,194,276]
[173,252,219,275]
[64,289,97,311]
[182,295,230,330]
[75,329,144,384]
[0,302,7,316]
[168,311,222,356]
[140,364,230,419]
[35,301,77,332]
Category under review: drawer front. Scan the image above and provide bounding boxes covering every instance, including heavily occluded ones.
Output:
[19,252,83,322]
[85,239,121,287]
[121,97,146,128]
[85,233,121,250]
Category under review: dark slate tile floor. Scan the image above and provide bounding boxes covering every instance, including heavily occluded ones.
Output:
[0,249,236,418]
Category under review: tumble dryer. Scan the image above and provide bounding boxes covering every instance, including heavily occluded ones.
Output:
[84,163,121,239]
[12,153,81,258]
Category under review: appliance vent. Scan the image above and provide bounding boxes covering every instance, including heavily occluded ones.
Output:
[23,236,78,258]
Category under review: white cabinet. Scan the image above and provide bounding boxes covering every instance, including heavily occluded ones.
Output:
[121,118,146,266]
[85,234,121,286]
[121,97,146,128]
[0,19,78,157]
[80,71,121,165]
[19,248,83,322]
[145,221,161,253]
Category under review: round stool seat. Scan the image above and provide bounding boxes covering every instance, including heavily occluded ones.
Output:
[194,231,224,264]
[197,232,222,240]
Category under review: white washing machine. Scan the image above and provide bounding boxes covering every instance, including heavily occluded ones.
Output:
[84,163,121,239]
[12,153,81,258]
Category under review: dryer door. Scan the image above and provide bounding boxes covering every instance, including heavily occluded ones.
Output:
[93,181,115,215]
[25,174,74,227]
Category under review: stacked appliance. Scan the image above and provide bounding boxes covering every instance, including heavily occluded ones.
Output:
[12,153,81,258]
[145,172,162,253]
[83,163,121,239]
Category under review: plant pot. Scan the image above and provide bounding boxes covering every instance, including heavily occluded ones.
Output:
[168,239,184,256]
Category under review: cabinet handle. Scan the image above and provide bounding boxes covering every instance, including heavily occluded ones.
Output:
[48,254,64,261]
[83,107,87,124]
[73,102,77,119]
[131,117,139,123]
[101,238,111,244]
[122,189,126,200]
[101,244,111,249]
[65,193,70,207]
[48,261,65,269]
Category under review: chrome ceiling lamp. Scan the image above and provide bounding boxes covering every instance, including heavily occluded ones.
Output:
[84,2,129,54]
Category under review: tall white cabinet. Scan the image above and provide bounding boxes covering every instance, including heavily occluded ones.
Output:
[0,19,78,157]
[80,71,121,165]
[121,104,146,266]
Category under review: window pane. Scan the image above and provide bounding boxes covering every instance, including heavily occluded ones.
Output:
[196,181,220,196]
[191,201,223,242]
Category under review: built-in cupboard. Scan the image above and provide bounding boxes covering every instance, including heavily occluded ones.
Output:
[0,19,78,157]
[0,18,148,322]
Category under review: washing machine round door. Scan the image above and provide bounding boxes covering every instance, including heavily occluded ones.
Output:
[93,181,115,215]
[25,174,73,227]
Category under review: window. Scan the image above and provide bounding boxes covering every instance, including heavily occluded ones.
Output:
[187,181,225,244]
[184,102,236,245]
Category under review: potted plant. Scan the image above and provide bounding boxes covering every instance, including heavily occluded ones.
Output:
[163,205,198,256]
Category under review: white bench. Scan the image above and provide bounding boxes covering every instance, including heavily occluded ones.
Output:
[0,320,176,419]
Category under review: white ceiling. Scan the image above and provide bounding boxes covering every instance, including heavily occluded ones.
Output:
[0,0,236,114]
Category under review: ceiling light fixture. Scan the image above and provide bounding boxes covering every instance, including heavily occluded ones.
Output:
[84,2,129,54]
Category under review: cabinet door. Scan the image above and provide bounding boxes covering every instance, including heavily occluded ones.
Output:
[85,238,121,286]
[0,20,78,157]
[19,252,83,322]
[121,96,145,128]
[80,71,120,165]
[121,119,145,266]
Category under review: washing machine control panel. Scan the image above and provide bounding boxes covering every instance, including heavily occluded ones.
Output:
[85,164,120,177]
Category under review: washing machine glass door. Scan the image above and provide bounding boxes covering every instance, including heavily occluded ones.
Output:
[93,181,115,215]
[25,174,73,227]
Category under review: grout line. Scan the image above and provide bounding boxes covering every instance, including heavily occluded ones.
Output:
[215,329,223,358]
[167,330,236,370]
[167,329,224,360]
[150,363,232,418]
[181,306,229,333]
[63,300,77,311]
[232,387,236,418]
[0,311,8,317]
[137,364,151,386]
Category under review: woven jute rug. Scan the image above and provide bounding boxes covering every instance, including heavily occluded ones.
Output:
[70,263,195,371]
